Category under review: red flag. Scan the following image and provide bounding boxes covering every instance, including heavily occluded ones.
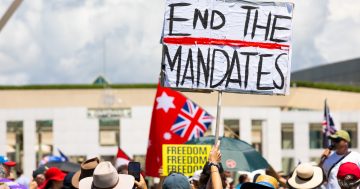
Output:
[145,84,213,177]
[115,147,131,168]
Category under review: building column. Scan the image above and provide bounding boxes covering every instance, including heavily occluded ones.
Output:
[240,117,251,144]
[263,117,282,171]
[23,120,36,178]
[0,121,6,156]
[357,119,360,152]
[294,121,309,163]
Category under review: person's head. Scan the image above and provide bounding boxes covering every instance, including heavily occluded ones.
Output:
[329,130,351,155]
[16,168,23,178]
[287,162,324,189]
[253,173,261,183]
[117,164,128,174]
[40,167,66,189]
[190,170,202,189]
[337,162,360,189]
[241,175,279,189]
[199,162,224,189]
[79,161,135,189]
[33,166,46,185]
[163,172,191,189]
[62,172,76,189]
[238,174,250,184]
[72,157,100,188]
[0,156,16,178]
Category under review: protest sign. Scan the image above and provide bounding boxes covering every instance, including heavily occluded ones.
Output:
[161,0,294,95]
[162,144,211,176]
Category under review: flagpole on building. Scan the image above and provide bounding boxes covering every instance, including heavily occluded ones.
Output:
[214,91,222,144]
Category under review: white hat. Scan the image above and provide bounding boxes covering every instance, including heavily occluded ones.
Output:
[190,170,202,182]
[287,163,324,189]
[79,161,135,189]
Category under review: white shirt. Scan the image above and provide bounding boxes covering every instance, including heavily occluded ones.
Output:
[322,151,360,189]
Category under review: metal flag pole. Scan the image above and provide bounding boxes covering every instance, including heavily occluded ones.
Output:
[0,0,23,33]
[214,91,223,144]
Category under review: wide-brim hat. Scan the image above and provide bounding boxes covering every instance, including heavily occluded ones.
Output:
[71,157,100,188]
[288,163,323,189]
[79,161,134,189]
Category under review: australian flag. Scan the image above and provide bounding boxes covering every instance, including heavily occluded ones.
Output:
[171,100,212,141]
[322,99,337,148]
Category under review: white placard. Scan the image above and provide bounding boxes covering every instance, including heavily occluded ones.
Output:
[161,0,294,95]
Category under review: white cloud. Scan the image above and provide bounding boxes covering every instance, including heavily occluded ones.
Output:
[0,0,359,84]
[315,0,360,63]
[0,72,29,85]
[286,0,329,71]
[328,0,360,22]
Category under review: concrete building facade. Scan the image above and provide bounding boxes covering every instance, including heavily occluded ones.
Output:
[0,86,359,177]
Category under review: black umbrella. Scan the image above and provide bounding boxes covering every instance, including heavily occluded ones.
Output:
[44,161,80,173]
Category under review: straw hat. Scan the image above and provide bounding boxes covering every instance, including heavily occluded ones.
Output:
[79,161,134,189]
[287,163,324,189]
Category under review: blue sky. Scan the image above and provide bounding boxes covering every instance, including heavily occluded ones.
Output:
[0,0,359,85]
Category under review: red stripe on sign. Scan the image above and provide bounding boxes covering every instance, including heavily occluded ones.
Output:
[163,37,289,50]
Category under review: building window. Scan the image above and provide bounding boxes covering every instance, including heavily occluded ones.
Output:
[7,121,24,169]
[99,119,120,146]
[224,119,240,139]
[281,123,294,149]
[36,120,53,164]
[342,123,358,148]
[309,123,323,149]
[282,157,295,175]
[252,120,262,154]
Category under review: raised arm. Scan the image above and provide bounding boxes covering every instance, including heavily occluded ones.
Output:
[207,141,222,189]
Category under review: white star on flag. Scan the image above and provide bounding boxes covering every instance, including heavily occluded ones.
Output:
[156,92,175,113]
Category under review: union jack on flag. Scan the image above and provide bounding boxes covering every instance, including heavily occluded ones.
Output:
[170,100,212,141]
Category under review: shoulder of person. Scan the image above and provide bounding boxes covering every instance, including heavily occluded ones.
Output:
[324,152,339,162]
[346,151,360,160]
[349,151,360,156]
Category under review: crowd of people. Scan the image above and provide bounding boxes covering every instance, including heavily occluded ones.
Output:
[0,129,360,189]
